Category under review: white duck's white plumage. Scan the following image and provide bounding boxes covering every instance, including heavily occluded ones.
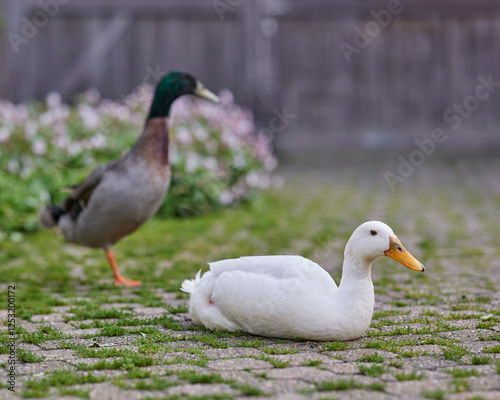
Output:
[181,221,425,341]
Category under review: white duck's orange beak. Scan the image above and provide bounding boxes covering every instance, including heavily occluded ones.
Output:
[384,236,425,272]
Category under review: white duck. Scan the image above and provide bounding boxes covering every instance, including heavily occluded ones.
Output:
[181,221,425,341]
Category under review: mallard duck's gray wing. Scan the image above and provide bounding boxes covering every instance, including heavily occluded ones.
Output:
[62,163,111,220]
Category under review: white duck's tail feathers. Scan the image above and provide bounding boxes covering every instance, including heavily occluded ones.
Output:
[180,269,202,293]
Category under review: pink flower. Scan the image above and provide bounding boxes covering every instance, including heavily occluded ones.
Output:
[0,126,11,142]
[32,139,47,155]
[84,88,101,105]
[78,104,100,129]
[175,127,193,144]
[219,89,234,107]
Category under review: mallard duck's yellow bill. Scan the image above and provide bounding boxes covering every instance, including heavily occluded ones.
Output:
[384,236,425,272]
[194,81,220,104]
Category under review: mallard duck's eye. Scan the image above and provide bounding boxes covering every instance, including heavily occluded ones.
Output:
[370,230,377,236]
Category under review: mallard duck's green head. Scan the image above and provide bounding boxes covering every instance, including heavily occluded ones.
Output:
[147,71,220,120]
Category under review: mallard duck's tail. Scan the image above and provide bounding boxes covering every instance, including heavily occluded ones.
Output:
[39,205,64,228]
[180,270,202,293]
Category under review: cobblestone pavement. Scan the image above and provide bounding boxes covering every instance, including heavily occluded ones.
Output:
[1,155,500,400]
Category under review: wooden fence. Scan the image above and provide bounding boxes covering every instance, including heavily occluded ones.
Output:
[1,0,500,154]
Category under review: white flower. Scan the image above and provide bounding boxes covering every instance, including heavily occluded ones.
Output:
[0,126,11,142]
[7,159,19,173]
[264,156,278,171]
[13,104,29,123]
[32,139,47,155]
[175,127,193,144]
[203,157,218,172]
[219,190,234,205]
[232,151,247,169]
[25,121,38,138]
[221,128,241,149]
[46,91,62,109]
[246,171,266,188]
[68,142,82,155]
[89,133,106,148]
[193,125,208,141]
[78,104,100,129]
[185,152,200,173]
[38,111,54,126]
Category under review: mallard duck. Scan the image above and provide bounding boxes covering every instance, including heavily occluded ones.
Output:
[40,72,220,287]
[181,221,425,341]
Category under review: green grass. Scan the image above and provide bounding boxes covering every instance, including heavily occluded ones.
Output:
[167,370,264,396]
[444,368,481,378]
[194,334,229,348]
[443,345,469,361]
[302,359,322,367]
[254,355,289,368]
[471,355,491,365]
[450,378,470,393]
[16,348,46,363]
[372,310,410,319]
[483,345,500,353]
[58,388,90,398]
[238,339,265,348]
[317,379,385,392]
[321,341,349,351]
[229,382,264,396]
[19,325,71,344]
[358,352,384,363]
[133,377,178,390]
[317,379,362,391]
[394,371,425,381]
[422,389,447,399]
[358,364,385,377]
[23,370,105,398]
[262,347,299,355]
[77,353,155,370]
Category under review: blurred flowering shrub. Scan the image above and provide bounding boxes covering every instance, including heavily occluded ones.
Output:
[0,85,278,238]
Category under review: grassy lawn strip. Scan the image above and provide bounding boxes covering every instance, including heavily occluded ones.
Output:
[321,341,349,351]
[358,364,384,377]
[443,368,481,378]
[254,355,289,368]
[362,335,462,357]
[358,352,384,363]
[16,348,46,363]
[394,371,426,381]
[77,352,155,370]
[18,325,73,345]
[23,370,105,398]
[483,345,500,353]
[317,378,385,391]
[128,370,266,396]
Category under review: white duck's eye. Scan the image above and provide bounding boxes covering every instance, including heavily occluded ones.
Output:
[370,230,377,236]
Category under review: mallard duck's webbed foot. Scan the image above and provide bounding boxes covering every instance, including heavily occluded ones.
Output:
[104,248,142,287]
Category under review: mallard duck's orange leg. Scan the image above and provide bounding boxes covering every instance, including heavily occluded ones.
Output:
[105,248,142,287]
